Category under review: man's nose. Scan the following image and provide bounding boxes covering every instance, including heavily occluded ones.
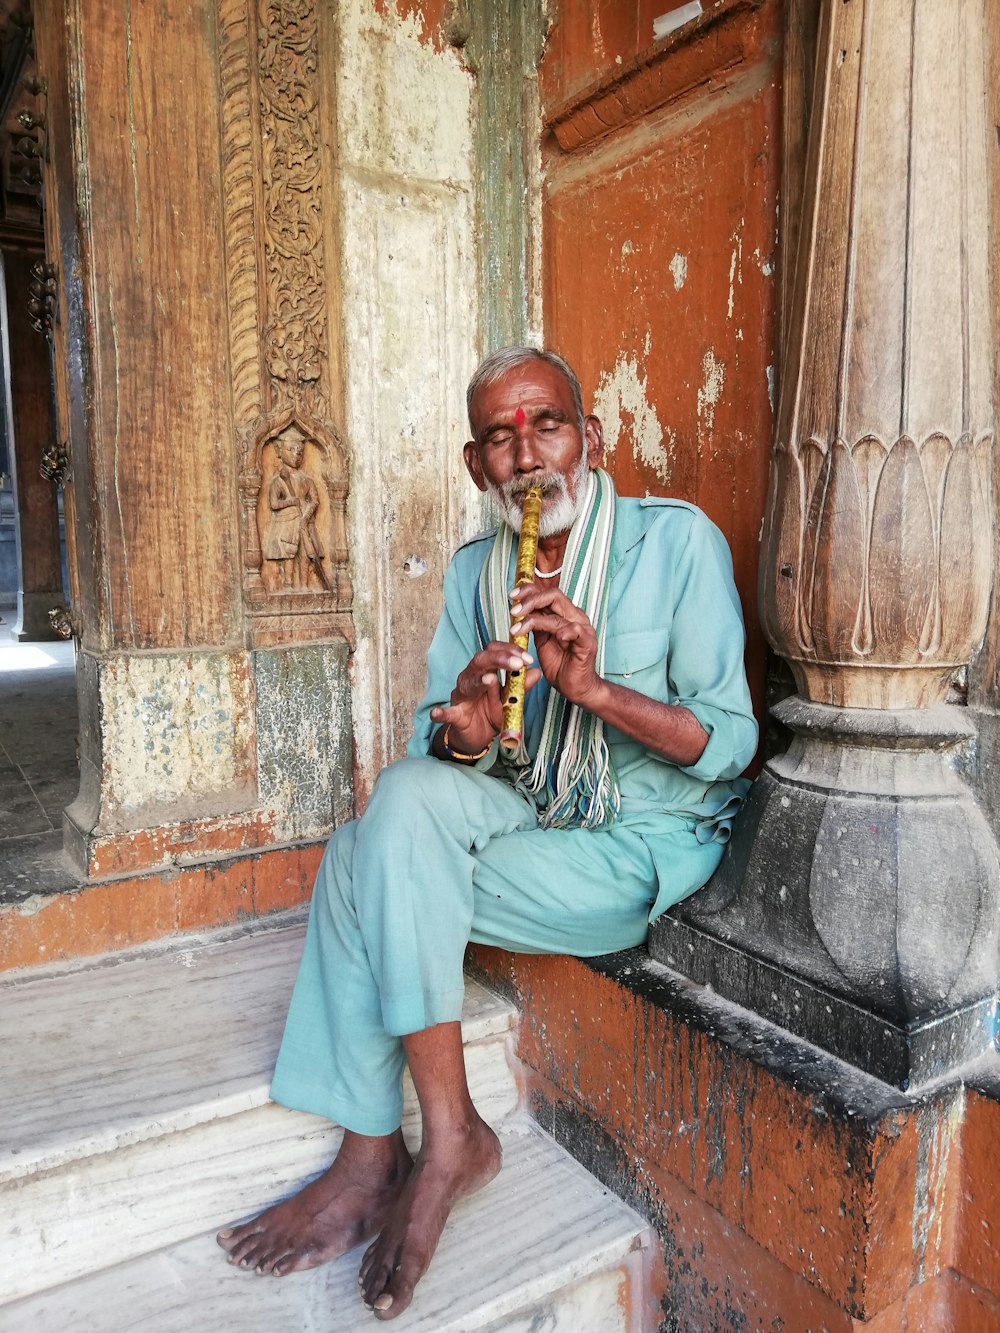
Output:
[513,428,543,473]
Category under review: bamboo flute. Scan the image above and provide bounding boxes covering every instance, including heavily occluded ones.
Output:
[499,485,544,751]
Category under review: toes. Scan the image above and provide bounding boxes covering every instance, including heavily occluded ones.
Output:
[221,1231,266,1263]
[272,1245,319,1278]
[374,1269,417,1321]
[359,1236,378,1279]
[362,1265,391,1307]
[217,1223,256,1253]
[270,1251,301,1278]
[360,1251,393,1308]
[227,1233,271,1270]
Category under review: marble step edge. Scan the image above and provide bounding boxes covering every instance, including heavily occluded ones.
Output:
[0,909,313,985]
[1,1036,522,1308]
[1,920,518,1186]
[1,1119,656,1333]
[1,1007,519,1187]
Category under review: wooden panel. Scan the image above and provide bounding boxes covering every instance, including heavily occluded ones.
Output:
[540,0,782,732]
[67,0,241,648]
[540,0,766,117]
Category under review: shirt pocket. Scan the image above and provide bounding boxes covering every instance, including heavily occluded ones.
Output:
[603,628,669,700]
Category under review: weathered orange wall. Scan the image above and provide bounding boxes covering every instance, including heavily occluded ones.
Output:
[0,843,320,971]
[540,0,782,738]
[469,944,1000,1331]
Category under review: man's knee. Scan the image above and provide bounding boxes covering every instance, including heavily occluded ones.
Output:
[311,819,359,918]
[366,755,468,821]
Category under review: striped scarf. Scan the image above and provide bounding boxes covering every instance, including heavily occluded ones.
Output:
[475,467,621,829]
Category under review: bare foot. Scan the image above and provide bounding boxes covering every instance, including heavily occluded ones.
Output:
[358,1115,502,1319]
[216,1129,412,1277]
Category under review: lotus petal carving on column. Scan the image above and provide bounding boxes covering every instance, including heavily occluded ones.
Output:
[762,428,994,708]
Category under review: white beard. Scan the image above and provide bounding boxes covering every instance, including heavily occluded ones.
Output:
[488,450,591,537]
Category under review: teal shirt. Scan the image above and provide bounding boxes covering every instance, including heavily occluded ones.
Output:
[408,495,759,917]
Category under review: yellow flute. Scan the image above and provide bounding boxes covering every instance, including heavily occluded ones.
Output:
[500,485,544,751]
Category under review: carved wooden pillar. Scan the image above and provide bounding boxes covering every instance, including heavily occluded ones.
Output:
[651,0,999,1088]
[218,0,353,647]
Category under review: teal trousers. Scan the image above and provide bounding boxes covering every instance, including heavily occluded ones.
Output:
[270,756,691,1135]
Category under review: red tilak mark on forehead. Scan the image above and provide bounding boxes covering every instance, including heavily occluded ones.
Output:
[514,407,526,427]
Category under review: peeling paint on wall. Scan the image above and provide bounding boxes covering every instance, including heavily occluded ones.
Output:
[669,251,688,290]
[697,349,727,438]
[338,0,482,794]
[99,651,255,818]
[593,354,676,485]
[727,220,744,320]
[253,643,354,842]
[911,1098,962,1283]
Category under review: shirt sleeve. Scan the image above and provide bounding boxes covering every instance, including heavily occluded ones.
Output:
[407,547,489,761]
[661,510,758,782]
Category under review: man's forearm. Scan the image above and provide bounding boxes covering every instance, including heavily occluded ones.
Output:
[576,677,708,767]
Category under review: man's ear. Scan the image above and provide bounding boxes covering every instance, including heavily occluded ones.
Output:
[463,440,489,492]
[584,415,604,470]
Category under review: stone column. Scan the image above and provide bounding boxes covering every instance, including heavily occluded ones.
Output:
[651,0,999,1089]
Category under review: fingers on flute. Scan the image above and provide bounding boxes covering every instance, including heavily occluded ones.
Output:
[482,641,533,665]
[511,585,570,610]
[521,612,589,638]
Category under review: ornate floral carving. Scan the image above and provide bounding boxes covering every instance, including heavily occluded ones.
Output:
[257,0,328,418]
[217,0,350,641]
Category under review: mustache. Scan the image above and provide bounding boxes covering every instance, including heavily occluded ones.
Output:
[501,474,566,503]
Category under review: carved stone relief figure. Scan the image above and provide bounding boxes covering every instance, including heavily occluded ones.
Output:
[252,417,350,608]
[261,425,329,592]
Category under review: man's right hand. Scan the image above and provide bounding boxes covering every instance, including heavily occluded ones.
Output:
[430,643,541,760]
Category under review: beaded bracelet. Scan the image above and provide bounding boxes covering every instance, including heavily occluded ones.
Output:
[442,725,491,762]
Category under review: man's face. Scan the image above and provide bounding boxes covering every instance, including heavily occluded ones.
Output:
[278,436,305,468]
[464,362,603,536]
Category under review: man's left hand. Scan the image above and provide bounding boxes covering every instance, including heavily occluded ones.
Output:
[509,584,603,709]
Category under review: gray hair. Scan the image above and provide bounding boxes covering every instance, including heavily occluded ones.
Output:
[466,346,586,438]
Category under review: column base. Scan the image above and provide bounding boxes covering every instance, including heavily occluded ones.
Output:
[653,913,995,1088]
[651,697,1000,1090]
[13,590,67,641]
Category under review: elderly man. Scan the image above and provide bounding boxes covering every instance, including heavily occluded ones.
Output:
[218,347,757,1318]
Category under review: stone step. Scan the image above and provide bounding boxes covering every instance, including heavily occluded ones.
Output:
[0,917,520,1306]
[0,1117,651,1332]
